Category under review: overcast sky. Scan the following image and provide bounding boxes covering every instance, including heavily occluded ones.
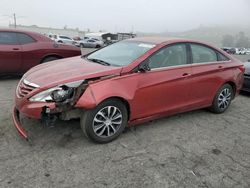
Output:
[0,0,250,33]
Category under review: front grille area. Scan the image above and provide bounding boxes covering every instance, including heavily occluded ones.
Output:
[17,79,39,98]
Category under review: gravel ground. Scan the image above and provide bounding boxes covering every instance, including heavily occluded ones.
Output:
[0,52,250,188]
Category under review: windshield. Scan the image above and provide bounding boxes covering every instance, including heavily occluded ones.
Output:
[86,41,155,66]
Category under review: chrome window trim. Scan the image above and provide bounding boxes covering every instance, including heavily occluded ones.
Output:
[191,59,231,66]
[149,59,232,72]
[150,63,191,72]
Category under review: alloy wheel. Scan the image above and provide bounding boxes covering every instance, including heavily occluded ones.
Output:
[218,88,232,110]
[92,106,123,138]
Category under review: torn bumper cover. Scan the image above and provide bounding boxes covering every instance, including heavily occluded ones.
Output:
[12,108,28,140]
[12,104,67,140]
[12,101,57,140]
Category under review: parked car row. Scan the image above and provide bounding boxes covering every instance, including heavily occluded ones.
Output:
[48,34,104,48]
[222,47,250,55]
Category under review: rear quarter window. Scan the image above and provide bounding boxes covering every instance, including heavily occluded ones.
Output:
[16,33,36,44]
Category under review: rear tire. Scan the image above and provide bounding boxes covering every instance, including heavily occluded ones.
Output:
[80,99,128,143]
[209,84,234,114]
[41,56,60,63]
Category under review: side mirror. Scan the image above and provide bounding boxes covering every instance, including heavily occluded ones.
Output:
[138,63,151,72]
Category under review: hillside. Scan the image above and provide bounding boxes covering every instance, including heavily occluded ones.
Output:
[137,25,250,47]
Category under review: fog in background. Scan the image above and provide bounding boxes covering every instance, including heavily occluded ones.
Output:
[0,0,250,33]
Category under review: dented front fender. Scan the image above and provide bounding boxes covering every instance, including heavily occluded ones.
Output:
[75,74,138,111]
[75,86,97,109]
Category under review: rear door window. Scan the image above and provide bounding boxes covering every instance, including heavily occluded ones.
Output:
[0,32,19,45]
[148,44,188,69]
[190,44,217,63]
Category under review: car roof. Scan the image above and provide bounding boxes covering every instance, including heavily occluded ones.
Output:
[126,36,233,60]
[0,28,39,35]
[126,36,208,45]
[0,28,52,42]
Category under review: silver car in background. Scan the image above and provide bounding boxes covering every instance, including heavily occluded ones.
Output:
[76,39,104,48]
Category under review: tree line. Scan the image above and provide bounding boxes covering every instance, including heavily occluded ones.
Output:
[222,32,250,48]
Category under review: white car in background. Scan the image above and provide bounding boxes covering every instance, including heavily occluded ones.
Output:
[238,48,246,55]
[76,38,104,48]
[246,48,250,55]
[49,34,75,45]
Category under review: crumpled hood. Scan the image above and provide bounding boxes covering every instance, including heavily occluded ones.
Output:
[23,56,122,88]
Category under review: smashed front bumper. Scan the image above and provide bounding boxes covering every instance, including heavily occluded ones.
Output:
[12,108,28,140]
[12,101,57,140]
[12,102,83,140]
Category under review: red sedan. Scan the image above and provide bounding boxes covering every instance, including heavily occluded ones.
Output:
[13,37,244,143]
[0,29,81,75]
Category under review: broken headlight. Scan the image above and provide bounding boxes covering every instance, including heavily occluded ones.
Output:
[50,86,74,102]
[29,80,85,102]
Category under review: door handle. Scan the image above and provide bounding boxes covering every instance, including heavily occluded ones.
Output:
[12,48,20,51]
[182,73,191,77]
[218,65,224,71]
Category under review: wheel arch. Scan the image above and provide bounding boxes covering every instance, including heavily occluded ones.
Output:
[214,81,237,99]
[40,54,63,63]
[99,96,131,121]
[210,80,237,104]
[75,90,132,121]
[224,81,236,99]
[75,77,138,121]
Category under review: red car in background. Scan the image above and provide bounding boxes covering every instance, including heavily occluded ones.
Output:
[0,29,81,75]
[12,37,244,143]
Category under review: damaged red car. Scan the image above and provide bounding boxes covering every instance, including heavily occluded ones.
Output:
[13,37,244,143]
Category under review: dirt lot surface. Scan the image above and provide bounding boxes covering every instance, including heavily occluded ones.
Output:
[0,52,250,188]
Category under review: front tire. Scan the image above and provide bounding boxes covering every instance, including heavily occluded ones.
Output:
[209,84,234,114]
[80,99,128,143]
